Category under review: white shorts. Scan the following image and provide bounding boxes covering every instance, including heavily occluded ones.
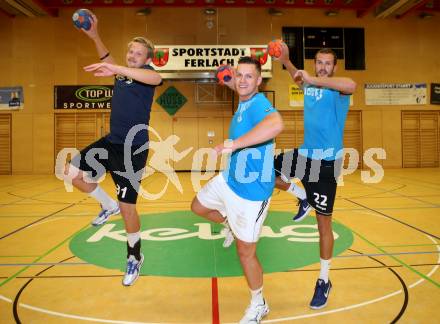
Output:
[196,175,271,243]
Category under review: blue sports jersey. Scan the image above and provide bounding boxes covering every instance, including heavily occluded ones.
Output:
[300,85,350,161]
[107,65,159,146]
[222,93,277,201]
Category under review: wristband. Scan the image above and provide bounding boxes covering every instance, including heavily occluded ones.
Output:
[100,52,110,60]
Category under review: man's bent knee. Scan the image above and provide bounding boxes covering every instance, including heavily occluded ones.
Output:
[64,163,82,181]
[191,197,205,216]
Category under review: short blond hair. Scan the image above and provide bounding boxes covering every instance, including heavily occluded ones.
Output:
[128,37,155,59]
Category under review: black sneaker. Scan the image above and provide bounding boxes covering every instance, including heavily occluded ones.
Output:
[310,279,332,309]
[293,199,312,222]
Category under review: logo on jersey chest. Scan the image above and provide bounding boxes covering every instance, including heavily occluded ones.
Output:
[236,101,251,123]
[116,75,133,85]
[305,87,324,101]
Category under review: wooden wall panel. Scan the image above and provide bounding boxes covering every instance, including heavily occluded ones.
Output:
[172,117,198,171]
[2,8,440,173]
[55,112,109,160]
[402,111,439,168]
[12,114,33,174]
[344,111,363,169]
[381,110,402,168]
[33,114,54,173]
[276,110,303,150]
[198,117,224,171]
[0,114,11,175]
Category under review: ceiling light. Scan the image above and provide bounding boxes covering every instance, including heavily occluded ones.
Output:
[136,8,151,15]
[204,8,216,15]
[325,10,338,16]
[419,12,433,19]
[268,8,283,16]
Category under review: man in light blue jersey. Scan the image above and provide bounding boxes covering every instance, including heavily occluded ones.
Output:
[273,45,356,310]
[191,57,283,323]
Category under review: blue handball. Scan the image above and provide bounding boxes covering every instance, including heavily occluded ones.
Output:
[72,9,93,31]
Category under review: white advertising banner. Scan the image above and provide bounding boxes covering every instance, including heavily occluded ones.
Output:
[365,83,427,105]
[151,45,272,71]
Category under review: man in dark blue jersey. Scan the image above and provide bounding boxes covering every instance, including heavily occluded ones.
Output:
[273,44,356,309]
[65,13,162,286]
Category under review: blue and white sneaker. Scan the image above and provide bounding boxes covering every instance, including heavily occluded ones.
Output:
[293,199,312,222]
[239,299,269,324]
[91,205,120,226]
[310,279,332,309]
[122,254,144,286]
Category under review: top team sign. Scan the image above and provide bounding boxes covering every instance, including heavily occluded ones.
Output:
[151,45,272,72]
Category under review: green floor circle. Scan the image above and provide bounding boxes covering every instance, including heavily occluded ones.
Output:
[69,210,353,277]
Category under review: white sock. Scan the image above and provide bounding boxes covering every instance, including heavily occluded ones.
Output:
[250,286,264,305]
[127,231,140,248]
[89,186,117,211]
[287,182,306,200]
[319,258,331,283]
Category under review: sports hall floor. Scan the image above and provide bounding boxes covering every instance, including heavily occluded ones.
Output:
[0,168,439,323]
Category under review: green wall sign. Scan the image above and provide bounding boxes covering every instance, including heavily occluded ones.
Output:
[156,86,187,116]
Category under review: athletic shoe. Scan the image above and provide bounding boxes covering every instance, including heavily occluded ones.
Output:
[122,254,144,286]
[239,299,270,324]
[91,205,120,226]
[293,198,312,222]
[310,279,332,309]
[221,225,235,248]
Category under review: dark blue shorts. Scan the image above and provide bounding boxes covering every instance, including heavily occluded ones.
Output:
[274,149,342,215]
[71,136,148,204]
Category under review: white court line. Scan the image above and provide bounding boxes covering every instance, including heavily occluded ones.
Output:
[27,217,66,229]
[409,235,439,289]
[0,291,191,324]
[256,234,440,323]
[0,239,438,323]
[0,295,12,302]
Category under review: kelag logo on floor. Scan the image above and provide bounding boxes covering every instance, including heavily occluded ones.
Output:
[69,211,353,277]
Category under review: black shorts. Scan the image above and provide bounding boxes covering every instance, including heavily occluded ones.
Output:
[70,137,148,204]
[274,149,342,215]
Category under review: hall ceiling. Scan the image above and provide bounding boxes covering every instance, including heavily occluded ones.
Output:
[0,0,438,19]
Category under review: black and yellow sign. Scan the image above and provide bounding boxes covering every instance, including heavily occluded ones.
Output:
[431,83,440,105]
[54,85,113,109]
